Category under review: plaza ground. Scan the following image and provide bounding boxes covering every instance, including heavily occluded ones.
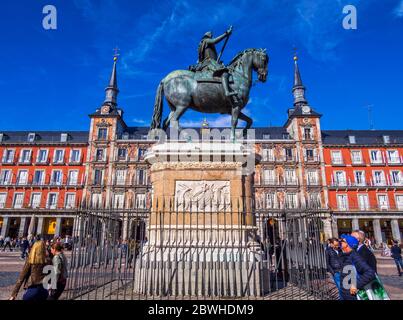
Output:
[0,251,402,300]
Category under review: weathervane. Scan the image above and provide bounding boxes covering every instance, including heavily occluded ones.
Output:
[113,47,120,61]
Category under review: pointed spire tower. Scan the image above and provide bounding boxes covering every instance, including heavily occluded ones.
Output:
[103,51,120,108]
[292,55,308,107]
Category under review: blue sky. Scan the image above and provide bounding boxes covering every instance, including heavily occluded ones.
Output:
[1,0,403,130]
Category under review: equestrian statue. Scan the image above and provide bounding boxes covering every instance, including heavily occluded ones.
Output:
[150,26,269,136]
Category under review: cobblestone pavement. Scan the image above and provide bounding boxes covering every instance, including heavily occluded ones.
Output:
[1,250,402,300]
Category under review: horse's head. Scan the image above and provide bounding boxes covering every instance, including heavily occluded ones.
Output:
[252,49,269,82]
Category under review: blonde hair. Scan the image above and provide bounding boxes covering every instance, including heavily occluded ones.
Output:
[28,240,47,265]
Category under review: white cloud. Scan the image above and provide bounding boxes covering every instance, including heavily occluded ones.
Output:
[132,118,147,124]
[394,0,403,17]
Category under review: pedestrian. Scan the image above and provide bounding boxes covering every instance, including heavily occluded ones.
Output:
[9,240,50,301]
[20,237,30,260]
[339,234,376,300]
[326,238,343,299]
[390,240,403,276]
[2,236,12,252]
[0,236,4,249]
[351,230,377,273]
[48,243,68,300]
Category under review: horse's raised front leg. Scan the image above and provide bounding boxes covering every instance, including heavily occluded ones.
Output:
[238,112,253,138]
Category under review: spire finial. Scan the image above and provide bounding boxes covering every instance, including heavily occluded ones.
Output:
[292,49,308,107]
[113,47,120,62]
[103,48,120,107]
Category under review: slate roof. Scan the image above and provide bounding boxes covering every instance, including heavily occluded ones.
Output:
[0,131,89,144]
[321,130,403,146]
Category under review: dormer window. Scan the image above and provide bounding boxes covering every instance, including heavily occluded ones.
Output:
[122,132,129,140]
[383,135,390,144]
[282,133,290,140]
[348,135,356,144]
[61,133,69,142]
[0,133,4,142]
[28,133,36,143]
[262,134,271,140]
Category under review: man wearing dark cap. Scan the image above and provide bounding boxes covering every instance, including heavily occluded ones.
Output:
[339,234,376,300]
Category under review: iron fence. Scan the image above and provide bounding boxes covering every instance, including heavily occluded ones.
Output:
[64,202,337,300]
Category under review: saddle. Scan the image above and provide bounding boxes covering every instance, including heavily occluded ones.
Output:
[189,59,233,83]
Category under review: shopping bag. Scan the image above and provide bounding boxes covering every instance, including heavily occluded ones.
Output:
[357,274,390,300]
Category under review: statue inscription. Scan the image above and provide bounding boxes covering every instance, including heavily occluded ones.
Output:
[175,180,230,211]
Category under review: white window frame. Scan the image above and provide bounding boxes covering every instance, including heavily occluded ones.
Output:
[13,192,24,209]
[285,169,297,185]
[30,193,41,209]
[67,170,79,186]
[390,170,401,186]
[2,149,15,163]
[135,193,146,209]
[396,194,403,210]
[262,148,274,162]
[263,169,276,185]
[369,149,382,164]
[373,170,385,186]
[0,170,12,185]
[348,135,356,144]
[19,149,32,164]
[51,170,63,186]
[354,170,365,186]
[387,150,400,164]
[336,194,349,211]
[91,193,102,208]
[0,193,7,208]
[285,193,298,209]
[113,193,125,209]
[36,149,48,163]
[351,150,363,164]
[357,194,370,211]
[47,193,58,209]
[70,149,81,163]
[377,194,389,210]
[331,150,343,165]
[33,170,45,185]
[65,193,76,209]
[53,149,65,164]
[307,170,318,185]
[334,171,347,186]
[17,170,28,185]
[266,193,277,209]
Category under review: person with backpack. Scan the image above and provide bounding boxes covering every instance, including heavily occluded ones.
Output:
[47,243,68,300]
[339,234,376,300]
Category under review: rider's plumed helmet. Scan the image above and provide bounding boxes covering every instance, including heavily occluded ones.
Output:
[202,31,213,39]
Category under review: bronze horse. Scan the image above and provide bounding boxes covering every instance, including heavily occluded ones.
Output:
[150,48,269,135]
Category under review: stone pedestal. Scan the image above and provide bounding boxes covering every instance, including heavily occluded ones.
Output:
[134,141,265,297]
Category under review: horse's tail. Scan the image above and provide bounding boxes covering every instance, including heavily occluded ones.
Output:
[151,82,164,129]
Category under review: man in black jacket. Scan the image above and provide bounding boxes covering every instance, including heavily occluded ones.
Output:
[326,238,342,299]
[339,235,376,300]
[391,240,403,276]
[351,230,377,273]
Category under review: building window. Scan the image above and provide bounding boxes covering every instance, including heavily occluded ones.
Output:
[369,150,382,164]
[351,150,362,164]
[136,194,146,209]
[117,148,127,161]
[285,169,297,185]
[36,149,48,163]
[95,149,105,161]
[307,170,318,185]
[358,194,370,211]
[308,193,321,209]
[97,128,108,140]
[68,170,79,186]
[70,150,81,163]
[33,170,44,185]
[266,193,276,209]
[53,150,65,164]
[396,195,403,210]
[284,148,293,161]
[93,169,103,185]
[47,193,58,209]
[303,128,312,140]
[262,148,274,161]
[334,171,347,186]
[51,170,63,186]
[0,193,7,208]
[19,150,31,164]
[282,133,290,140]
[2,149,15,163]
[387,150,400,164]
[0,170,11,185]
[285,193,298,209]
[91,193,102,208]
[31,193,41,209]
[115,169,126,185]
[331,150,343,165]
[373,171,385,186]
[390,171,401,186]
[377,194,389,210]
[354,171,365,186]
[60,133,68,142]
[17,170,28,185]
[136,169,146,185]
[27,133,36,142]
[305,149,316,162]
[383,135,390,144]
[13,193,24,209]
[138,148,147,161]
[337,194,348,211]
[348,135,356,144]
[263,169,275,185]
[113,194,125,209]
[262,134,271,140]
[0,133,3,142]
[65,193,76,209]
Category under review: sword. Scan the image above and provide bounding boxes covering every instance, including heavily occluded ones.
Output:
[217,26,232,63]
